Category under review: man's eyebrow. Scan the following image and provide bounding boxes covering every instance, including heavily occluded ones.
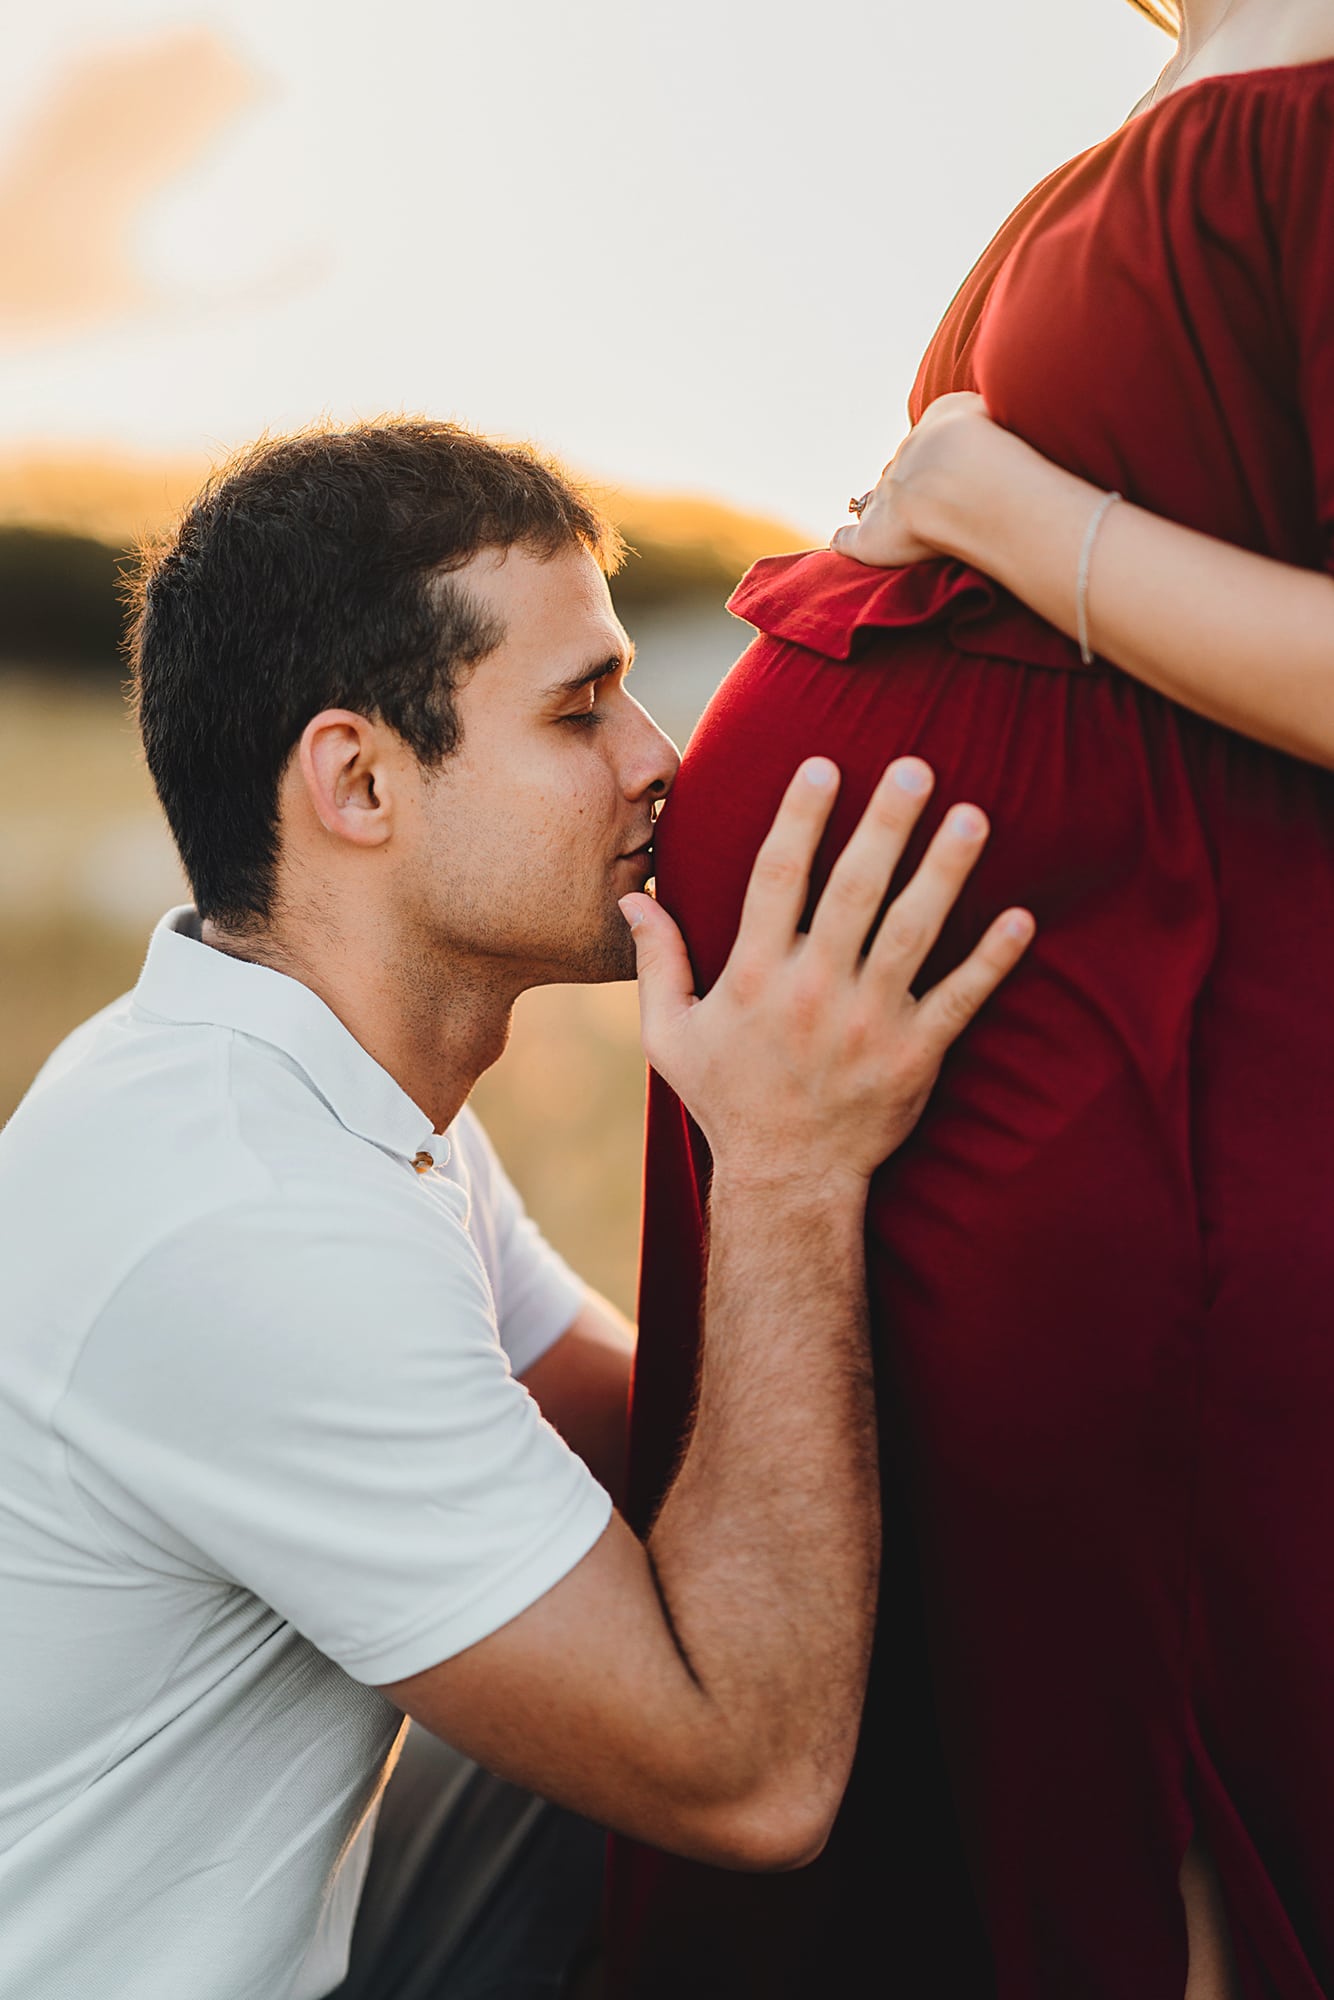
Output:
[543,642,635,699]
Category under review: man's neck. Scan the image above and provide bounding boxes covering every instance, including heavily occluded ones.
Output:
[199,912,516,1134]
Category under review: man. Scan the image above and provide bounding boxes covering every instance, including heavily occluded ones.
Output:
[0,420,1030,1999]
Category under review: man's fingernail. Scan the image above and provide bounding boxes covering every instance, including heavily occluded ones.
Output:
[802,758,838,790]
[891,758,932,796]
[619,898,643,929]
[948,805,987,840]
[1003,910,1034,940]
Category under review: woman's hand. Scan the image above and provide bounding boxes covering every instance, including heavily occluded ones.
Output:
[831,391,999,567]
[832,387,1334,769]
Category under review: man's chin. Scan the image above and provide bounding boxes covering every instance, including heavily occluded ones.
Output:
[506,899,648,990]
[577,920,640,985]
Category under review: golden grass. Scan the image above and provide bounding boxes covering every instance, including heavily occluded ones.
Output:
[590,486,802,577]
[0,446,800,589]
[0,449,207,545]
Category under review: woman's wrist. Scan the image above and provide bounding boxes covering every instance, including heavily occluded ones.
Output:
[909,412,1038,568]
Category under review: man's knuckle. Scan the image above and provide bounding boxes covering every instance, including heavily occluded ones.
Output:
[786,971,827,1032]
[752,850,803,893]
[938,980,979,1029]
[827,868,878,911]
[881,911,926,958]
[842,1011,873,1060]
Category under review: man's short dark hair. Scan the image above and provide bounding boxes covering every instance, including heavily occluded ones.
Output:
[127,418,623,928]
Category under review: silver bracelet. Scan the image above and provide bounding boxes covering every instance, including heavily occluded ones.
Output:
[1076,489,1122,666]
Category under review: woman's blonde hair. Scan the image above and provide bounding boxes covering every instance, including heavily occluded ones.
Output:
[1124,0,1180,31]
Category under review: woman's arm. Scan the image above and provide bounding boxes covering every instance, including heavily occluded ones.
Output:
[833,394,1334,769]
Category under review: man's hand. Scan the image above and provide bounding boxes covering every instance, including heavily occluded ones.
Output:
[621,752,1033,1195]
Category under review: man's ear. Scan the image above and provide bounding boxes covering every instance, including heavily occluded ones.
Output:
[294,709,395,850]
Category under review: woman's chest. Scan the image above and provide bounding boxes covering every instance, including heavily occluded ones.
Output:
[914,142,1316,563]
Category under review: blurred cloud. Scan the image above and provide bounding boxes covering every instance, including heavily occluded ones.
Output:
[0,27,258,337]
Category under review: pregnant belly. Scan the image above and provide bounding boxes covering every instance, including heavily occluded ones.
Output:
[659,625,1213,1488]
[663,606,1334,1630]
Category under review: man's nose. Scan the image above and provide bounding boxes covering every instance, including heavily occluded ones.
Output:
[629,702,681,798]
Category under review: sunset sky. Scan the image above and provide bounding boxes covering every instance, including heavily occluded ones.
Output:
[2,0,1164,533]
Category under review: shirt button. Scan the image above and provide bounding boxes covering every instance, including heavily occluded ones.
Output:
[411,1150,433,1174]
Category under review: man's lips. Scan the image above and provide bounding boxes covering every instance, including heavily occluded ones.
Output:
[615,845,655,883]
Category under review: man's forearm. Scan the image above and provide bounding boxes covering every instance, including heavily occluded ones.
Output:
[646,1171,880,1851]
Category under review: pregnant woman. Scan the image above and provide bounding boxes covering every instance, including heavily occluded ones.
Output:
[607,3,1334,1996]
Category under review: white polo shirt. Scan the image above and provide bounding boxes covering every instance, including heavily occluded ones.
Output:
[0,909,612,2000]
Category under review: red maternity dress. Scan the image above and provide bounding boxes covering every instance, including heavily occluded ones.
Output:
[607,60,1334,2000]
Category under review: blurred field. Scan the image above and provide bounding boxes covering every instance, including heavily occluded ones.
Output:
[0,540,761,1312]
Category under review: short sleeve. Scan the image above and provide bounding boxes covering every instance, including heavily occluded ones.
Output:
[57,1189,612,1685]
[1276,86,1334,574]
[448,1109,584,1376]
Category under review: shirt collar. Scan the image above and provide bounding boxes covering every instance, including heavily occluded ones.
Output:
[132,907,449,1170]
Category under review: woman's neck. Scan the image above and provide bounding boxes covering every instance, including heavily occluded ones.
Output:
[1176,0,1240,50]
[1155,0,1242,95]
[1147,0,1334,105]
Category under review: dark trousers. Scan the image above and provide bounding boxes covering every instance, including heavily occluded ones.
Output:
[330,1728,606,2000]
